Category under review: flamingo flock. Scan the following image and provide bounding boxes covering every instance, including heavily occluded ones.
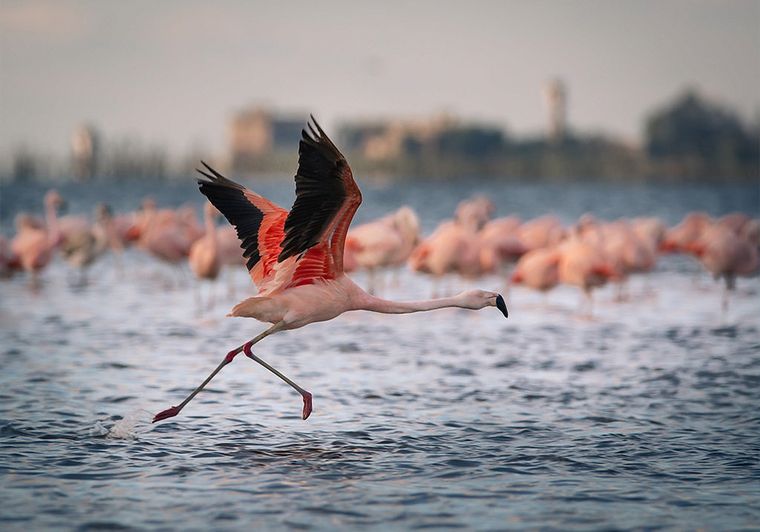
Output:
[3,184,757,313]
[2,118,757,422]
[2,179,757,314]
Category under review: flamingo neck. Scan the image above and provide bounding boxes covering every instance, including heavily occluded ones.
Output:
[45,201,60,246]
[204,210,217,251]
[357,292,464,315]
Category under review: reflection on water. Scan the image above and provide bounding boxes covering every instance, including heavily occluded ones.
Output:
[1,181,759,530]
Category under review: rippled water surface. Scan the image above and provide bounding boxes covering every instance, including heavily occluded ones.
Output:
[1,180,759,530]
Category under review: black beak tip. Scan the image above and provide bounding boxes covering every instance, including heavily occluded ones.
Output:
[496,294,508,318]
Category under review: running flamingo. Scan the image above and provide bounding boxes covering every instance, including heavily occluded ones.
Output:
[153,118,508,424]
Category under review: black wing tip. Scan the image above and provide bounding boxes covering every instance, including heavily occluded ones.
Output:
[300,115,344,161]
[308,113,320,132]
[196,160,217,182]
[301,116,320,144]
[196,170,213,183]
[195,162,246,192]
[301,114,327,141]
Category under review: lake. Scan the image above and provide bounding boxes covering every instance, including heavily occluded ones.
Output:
[1,178,759,530]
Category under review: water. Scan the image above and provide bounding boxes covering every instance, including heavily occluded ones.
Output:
[1,179,759,530]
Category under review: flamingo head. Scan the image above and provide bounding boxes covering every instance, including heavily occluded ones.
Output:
[510,269,523,284]
[459,290,508,318]
[44,190,65,211]
[95,203,113,222]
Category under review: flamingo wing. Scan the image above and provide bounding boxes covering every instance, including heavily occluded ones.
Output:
[196,162,288,288]
[196,117,361,293]
[279,116,362,278]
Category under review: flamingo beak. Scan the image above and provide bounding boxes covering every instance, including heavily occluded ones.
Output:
[495,294,509,318]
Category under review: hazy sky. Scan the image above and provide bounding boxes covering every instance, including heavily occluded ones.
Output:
[1,0,758,159]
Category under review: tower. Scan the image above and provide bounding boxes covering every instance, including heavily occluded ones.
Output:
[544,79,567,143]
[71,124,100,180]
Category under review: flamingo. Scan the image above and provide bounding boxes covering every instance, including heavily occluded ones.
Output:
[715,213,760,250]
[478,216,528,272]
[740,218,760,249]
[153,118,508,424]
[344,205,420,293]
[510,247,561,293]
[408,220,484,293]
[516,215,566,252]
[56,214,91,248]
[135,201,197,265]
[557,236,616,316]
[10,190,63,286]
[661,212,712,253]
[455,195,494,232]
[215,224,247,297]
[58,205,117,282]
[688,224,759,311]
[188,202,222,308]
[583,219,655,300]
[631,217,666,254]
[60,226,102,282]
[217,225,245,267]
[91,204,127,271]
[0,235,14,278]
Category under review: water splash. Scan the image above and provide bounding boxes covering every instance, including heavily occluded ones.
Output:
[104,410,152,440]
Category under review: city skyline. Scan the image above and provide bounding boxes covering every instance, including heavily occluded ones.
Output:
[1,0,758,161]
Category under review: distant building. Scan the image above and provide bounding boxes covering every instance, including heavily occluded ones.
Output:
[339,113,457,161]
[228,107,305,171]
[70,124,100,180]
[544,79,567,142]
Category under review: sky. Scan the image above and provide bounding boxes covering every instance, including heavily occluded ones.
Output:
[1,0,759,161]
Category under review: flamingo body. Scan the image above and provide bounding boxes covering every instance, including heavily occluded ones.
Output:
[216,225,245,266]
[345,206,420,271]
[662,212,712,253]
[693,225,759,283]
[188,202,222,280]
[558,238,614,293]
[11,222,52,272]
[511,248,561,291]
[230,275,362,329]
[10,191,63,283]
[409,221,482,278]
[455,196,494,232]
[516,215,565,252]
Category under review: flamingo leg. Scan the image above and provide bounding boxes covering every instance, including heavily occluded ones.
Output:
[207,280,216,310]
[721,276,734,314]
[152,322,284,423]
[242,342,313,420]
[193,281,202,315]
